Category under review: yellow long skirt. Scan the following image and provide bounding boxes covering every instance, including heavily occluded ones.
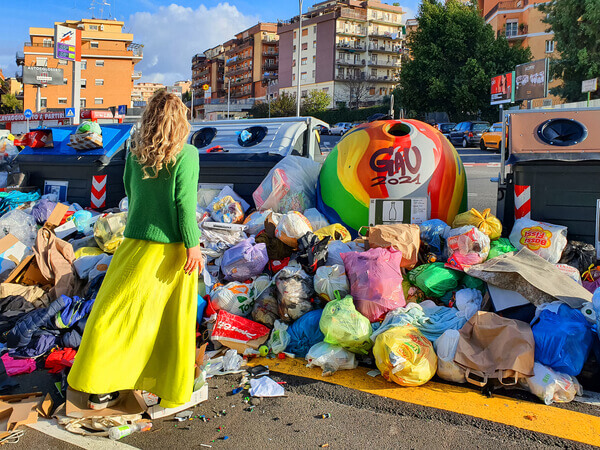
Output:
[68,238,197,408]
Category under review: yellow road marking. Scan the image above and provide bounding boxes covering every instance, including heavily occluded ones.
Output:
[250,357,600,447]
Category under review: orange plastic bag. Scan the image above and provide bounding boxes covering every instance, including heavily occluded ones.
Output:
[451,208,502,240]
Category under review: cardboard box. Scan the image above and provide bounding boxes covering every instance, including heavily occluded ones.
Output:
[0,392,44,438]
[65,388,147,419]
[144,384,208,420]
[0,235,30,279]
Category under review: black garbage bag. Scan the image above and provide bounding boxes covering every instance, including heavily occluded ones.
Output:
[296,232,330,275]
[559,241,596,274]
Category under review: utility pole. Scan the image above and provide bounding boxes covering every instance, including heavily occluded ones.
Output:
[190,88,194,120]
[36,86,42,112]
[296,0,303,117]
[227,78,231,119]
[72,59,81,125]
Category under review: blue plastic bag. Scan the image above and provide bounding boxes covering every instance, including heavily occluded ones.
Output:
[285,309,324,358]
[419,219,449,257]
[221,236,268,282]
[531,304,594,376]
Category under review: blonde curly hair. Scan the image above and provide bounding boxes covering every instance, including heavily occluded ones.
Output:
[131,90,190,178]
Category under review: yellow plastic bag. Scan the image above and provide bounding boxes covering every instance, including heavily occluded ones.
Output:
[373,325,437,387]
[451,208,502,240]
[314,224,351,243]
[74,247,104,259]
[94,212,127,254]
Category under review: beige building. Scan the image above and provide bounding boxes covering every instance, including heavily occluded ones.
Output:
[174,80,191,94]
[131,82,164,104]
[17,18,142,111]
[480,0,560,106]
[278,0,405,108]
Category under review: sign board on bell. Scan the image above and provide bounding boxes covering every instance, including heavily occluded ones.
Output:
[22,67,66,86]
[490,72,515,105]
[54,24,81,62]
[515,58,548,101]
[582,78,598,93]
[23,109,33,119]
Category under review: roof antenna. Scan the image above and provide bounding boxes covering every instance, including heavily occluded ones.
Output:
[89,0,111,19]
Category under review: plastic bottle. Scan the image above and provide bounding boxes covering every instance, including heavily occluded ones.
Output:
[108,422,152,440]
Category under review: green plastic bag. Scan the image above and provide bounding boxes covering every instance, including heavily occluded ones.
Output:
[76,121,102,135]
[319,293,372,355]
[488,237,516,260]
[407,262,464,298]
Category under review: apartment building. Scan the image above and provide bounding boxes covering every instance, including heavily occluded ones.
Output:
[479,0,559,106]
[278,0,404,108]
[131,82,165,104]
[191,44,226,103]
[174,80,191,94]
[16,18,143,111]
[224,23,279,100]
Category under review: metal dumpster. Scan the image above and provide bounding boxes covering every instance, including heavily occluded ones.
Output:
[16,124,133,208]
[496,108,600,247]
[189,117,327,205]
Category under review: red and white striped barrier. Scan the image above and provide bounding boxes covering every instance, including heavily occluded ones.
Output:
[91,175,107,209]
[514,184,531,220]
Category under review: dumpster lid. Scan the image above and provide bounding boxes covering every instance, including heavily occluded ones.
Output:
[189,117,327,156]
[18,124,133,159]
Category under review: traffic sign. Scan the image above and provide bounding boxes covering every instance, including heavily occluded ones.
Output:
[117,105,127,115]
[23,109,33,119]
[582,78,598,93]
[202,84,209,91]
[65,108,75,118]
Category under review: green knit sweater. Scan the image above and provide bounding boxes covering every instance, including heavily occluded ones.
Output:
[123,143,200,249]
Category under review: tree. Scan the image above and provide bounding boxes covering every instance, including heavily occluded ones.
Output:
[395,0,531,122]
[182,91,192,103]
[340,78,372,109]
[539,0,600,102]
[300,90,331,116]
[0,94,22,113]
[249,92,297,118]
[249,101,270,118]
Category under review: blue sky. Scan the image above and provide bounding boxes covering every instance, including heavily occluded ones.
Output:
[2,0,420,84]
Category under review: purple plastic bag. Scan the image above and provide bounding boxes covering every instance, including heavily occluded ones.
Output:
[32,198,57,224]
[341,247,406,322]
[221,236,269,282]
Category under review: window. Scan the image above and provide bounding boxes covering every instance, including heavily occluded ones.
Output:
[292,59,296,67]
[81,79,87,88]
[322,87,329,92]
[505,21,518,38]
[36,57,47,67]
[95,79,104,86]
[40,98,47,108]
[43,39,52,47]
[91,41,99,48]
[301,57,307,65]
[89,25,98,31]
[369,87,375,95]
[313,40,317,48]
[301,43,308,51]
[545,40,555,53]
[293,45,296,52]
[294,31,297,39]
[81,60,87,70]
[94,98,103,105]
[58,60,67,65]
[302,29,308,37]
[58,98,67,105]
[301,72,307,80]
[301,90,307,98]
[312,70,316,78]
[80,98,86,108]
[95,60,104,67]
[293,74,296,81]
[371,68,377,77]
[313,26,317,34]
[63,78,68,84]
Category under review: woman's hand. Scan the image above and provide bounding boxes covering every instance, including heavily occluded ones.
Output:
[184,245,204,275]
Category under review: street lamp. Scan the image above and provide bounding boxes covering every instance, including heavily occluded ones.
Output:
[226,77,231,119]
[296,0,303,117]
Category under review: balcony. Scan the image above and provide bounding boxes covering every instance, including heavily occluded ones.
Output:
[231,77,252,87]
[368,45,402,54]
[262,37,278,44]
[227,65,252,77]
[336,27,367,37]
[336,58,365,67]
[485,0,529,21]
[15,51,24,66]
[231,90,251,99]
[262,72,278,81]
[262,51,279,57]
[14,69,23,83]
[262,62,278,70]
[127,43,144,58]
[368,30,401,40]
[368,15,402,26]
[367,60,401,68]
[501,24,529,40]
[132,70,142,79]
[226,53,252,66]
[226,39,254,56]
[337,7,367,22]
[336,42,366,52]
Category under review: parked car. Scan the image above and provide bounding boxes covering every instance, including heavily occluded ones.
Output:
[449,121,491,148]
[315,124,330,135]
[436,122,456,139]
[330,122,353,136]
[480,122,504,151]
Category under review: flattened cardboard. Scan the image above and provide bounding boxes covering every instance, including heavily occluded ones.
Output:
[4,255,49,286]
[0,392,44,438]
[44,203,69,230]
[218,334,269,354]
[145,384,208,420]
[66,388,146,419]
[0,235,30,277]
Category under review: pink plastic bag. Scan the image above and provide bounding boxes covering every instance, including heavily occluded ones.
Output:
[445,226,490,271]
[341,248,406,322]
[1,353,36,376]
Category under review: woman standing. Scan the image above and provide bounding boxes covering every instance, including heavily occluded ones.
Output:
[68,90,203,409]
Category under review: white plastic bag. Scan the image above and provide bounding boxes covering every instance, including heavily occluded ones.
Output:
[509,218,567,264]
[268,320,290,353]
[305,341,358,376]
[434,329,466,383]
[454,288,482,321]
[445,226,490,271]
[253,156,321,213]
[210,282,254,317]
[275,211,313,248]
[0,209,37,248]
[522,362,582,405]
[314,265,349,302]
[303,208,330,231]
[243,210,272,236]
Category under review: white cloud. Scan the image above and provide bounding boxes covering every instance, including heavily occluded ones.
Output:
[128,3,257,85]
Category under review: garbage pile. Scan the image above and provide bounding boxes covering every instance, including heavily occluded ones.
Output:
[0,150,597,440]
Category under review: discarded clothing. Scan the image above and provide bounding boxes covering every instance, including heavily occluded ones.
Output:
[34,227,76,298]
[0,191,41,215]
[45,348,77,374]
[1,353,36,376]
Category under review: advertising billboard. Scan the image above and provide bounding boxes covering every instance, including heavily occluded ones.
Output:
[490,72,514,105]
[515,59,548,101]
[22,66,66,86]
